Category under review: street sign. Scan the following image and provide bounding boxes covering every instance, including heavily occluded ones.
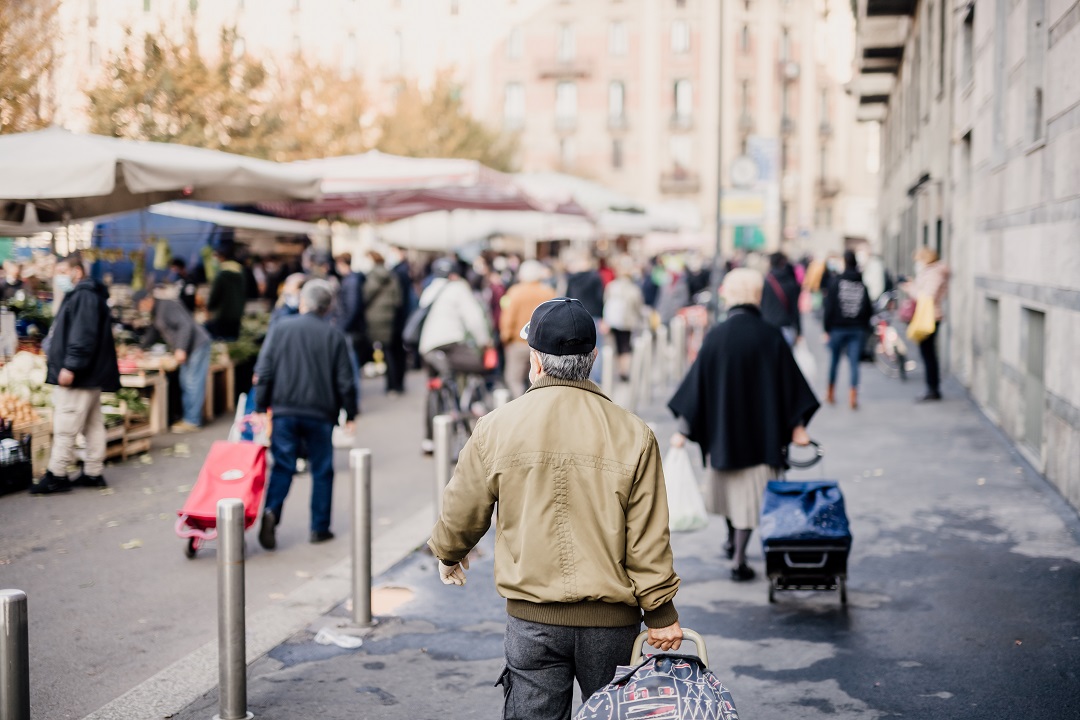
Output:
[720,191,766,224]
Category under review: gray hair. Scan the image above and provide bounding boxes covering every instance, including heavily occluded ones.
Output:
[300,278,334,316]
[536,350,595,382]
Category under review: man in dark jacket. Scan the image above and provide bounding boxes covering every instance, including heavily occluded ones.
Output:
[760,252,802,346]
[255,279,358,548]
[206,247,246,340]
[168,258,198,313]
[386,248,414,394]
[564,255,605,383]
[135,289,213,433]
[33,254,121,494]
[823,250,873,409]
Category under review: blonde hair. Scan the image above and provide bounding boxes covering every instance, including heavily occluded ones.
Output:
[721,268,763,307]
[914,246,939,264]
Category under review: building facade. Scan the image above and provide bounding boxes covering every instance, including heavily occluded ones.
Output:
[49,0,875,257]
[855,0,1080,509]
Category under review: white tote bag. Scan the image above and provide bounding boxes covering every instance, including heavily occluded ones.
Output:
[663,446,709,532]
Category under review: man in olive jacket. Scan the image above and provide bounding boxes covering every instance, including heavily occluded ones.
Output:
[429,298,682,720]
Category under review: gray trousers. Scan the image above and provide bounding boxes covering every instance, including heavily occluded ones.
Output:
[498,615,639,720]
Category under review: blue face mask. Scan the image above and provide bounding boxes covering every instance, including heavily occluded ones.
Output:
[54,275,74,294]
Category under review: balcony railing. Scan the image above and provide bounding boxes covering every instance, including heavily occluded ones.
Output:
[817,177,842,198]
[660,171,701,194]
[669,115,694,132]
[537,59,593,80]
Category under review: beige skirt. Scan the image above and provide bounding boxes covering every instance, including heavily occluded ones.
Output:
[707,465,780,530]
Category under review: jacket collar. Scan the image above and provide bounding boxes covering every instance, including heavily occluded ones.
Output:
[727,304,761,317]
[525,374,611,402]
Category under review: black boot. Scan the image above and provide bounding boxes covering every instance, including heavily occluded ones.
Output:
[72,473,108,488]
[30,471,71,495]
[258,509,278,550]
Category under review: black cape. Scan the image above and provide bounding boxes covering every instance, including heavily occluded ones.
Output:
[668,305,819,471]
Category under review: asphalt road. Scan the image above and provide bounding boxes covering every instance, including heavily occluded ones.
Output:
[0,372,436,720]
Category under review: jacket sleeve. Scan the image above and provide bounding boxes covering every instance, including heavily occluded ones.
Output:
[62,293,100,372]
[334,334,358,421]
[625,427,680,628]
[254,325,276,412]
[207,276,222,313]
[498,288,515,343]
[822,278,837,333]
[427,418,495,563]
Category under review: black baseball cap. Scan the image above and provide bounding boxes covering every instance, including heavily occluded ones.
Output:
[520,298,597,356]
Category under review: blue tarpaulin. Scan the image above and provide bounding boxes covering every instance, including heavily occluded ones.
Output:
[91,204,232,284]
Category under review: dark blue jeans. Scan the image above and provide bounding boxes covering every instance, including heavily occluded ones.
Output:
[265,415,336,533]
[828,327,865,389]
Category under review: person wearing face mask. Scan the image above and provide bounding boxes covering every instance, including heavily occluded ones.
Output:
[271,272,308,326]
[32,254,120,494]
[2,260,25,302]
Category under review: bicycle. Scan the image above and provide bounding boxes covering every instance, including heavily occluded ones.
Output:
[422,349,495,460]
[871,290,913,380]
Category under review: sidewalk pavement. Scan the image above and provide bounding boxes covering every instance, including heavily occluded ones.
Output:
[174,341,1080,720]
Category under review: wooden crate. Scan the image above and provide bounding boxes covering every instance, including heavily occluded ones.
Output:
[13,413,51,477]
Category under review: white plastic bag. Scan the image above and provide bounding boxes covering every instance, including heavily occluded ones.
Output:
[663,446,709,532]
[793,340,817,384]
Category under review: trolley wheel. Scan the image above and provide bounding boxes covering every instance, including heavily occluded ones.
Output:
[838,576,847,605]
[768,584,776,604]
[184,537,198,559]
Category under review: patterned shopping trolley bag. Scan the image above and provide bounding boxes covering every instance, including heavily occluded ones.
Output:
[575,654,739,720]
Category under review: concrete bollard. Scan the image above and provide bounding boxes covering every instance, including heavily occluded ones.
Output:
[0,589,29,720]
[349,449,373,627]
[214,499,253,720]
[600,344,616,397]
[433,415,453,519]
[492,388,512,409]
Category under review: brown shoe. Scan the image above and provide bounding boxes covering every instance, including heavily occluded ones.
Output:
[850,388,859,410]
[826,385,836,405]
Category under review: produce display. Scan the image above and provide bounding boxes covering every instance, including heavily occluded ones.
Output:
[0,393,41,426]
[116,345,179,374]
[0,351,51,408]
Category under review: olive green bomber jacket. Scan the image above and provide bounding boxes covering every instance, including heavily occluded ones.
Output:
[428,376,680,629]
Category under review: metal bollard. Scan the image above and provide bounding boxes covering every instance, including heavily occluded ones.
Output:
[670,316,687,382]
[600,344,616,397]
[639,331,654,406]
[655,324,670,386]
[492,388,512,409]
[214,499,253,720]
[0,590,29,720]
[433,415,453,519]
[349,449,373,627]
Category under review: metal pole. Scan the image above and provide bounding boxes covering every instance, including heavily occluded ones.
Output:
[655,324,670,387]
[0,590,29,720]
[492,388,512,409]
[350,449,372,627]
[214,499,253,720]
[712,0,726,302]
[600,344,616,397]
[640,331,654,405]
[433,415,453,519]
[670,316,687,383]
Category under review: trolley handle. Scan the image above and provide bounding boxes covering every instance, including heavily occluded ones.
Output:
[631,628,708,667]
[784,440,823,469]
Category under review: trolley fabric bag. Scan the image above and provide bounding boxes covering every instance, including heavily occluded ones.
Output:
[574,654,739,720]
[759,480,851,545]
[179,441,267,527]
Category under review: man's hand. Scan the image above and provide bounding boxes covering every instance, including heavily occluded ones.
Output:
[670,433,687,448]
[792,425,811,447]
[822,333,830,344]
[174,349,188,365]
[344,421,355,435]
[648,621,683,653]
[58,369,74,387]
[438,556,470,586]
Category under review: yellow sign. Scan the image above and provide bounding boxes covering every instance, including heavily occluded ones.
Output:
[720,192,766,224]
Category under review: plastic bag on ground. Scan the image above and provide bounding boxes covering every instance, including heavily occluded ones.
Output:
[663,446,709,532]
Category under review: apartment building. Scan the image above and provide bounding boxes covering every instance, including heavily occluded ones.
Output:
[854,0,1080,509]
[49,0,873,254]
